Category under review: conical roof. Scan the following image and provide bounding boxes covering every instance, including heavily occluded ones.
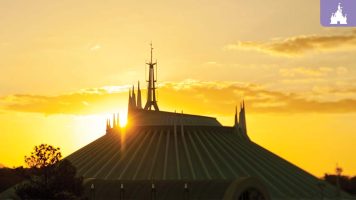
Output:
[66,113,352,199]
[66,46,353,199]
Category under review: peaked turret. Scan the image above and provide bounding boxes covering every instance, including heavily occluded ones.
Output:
[116,113,120,127]
[234,105,239,127]
[106,118,111,132]
[238,100,248,139]
[144,43,159,111]
[128,88,132,110]
[137,81,142,109]
[113,113,117,128]
[106,113,120,134]
[132,85,136,108]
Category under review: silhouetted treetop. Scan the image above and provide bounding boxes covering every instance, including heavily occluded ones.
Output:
[15,144,83,199]
[24,144,62,168]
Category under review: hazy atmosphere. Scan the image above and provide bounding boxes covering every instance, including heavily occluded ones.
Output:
[1,0,356,178]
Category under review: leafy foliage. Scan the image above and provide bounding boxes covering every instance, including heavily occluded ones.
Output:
[24,144,62,168]
[15,144,84,199]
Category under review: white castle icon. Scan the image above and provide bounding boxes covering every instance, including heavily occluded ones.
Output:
[330,3,347,24]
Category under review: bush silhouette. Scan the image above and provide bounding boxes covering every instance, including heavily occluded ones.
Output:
[324,173,356,195]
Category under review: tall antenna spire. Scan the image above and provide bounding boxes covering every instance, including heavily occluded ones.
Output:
[144,42,160,111]
[150,42,153,63]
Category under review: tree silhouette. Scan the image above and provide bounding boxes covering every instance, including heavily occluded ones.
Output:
[23,144,62,192]
[324,174,356,195]
[15,144,84,199]
[24,144,62,168]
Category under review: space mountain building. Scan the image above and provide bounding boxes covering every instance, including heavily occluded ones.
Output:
[66,45,354,200]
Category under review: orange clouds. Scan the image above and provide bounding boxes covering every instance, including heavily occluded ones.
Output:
[0,88,129,115]
[1,81,356,116]
[278,67,349,78]
[225,31,356,56]
[160,81,356,114]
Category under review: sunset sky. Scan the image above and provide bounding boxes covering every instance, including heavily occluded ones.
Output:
[1,0,356,177]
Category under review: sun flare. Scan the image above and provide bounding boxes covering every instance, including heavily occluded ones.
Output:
[119,110,128,128]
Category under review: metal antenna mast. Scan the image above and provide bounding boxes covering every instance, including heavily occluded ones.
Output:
[144,43,160,111]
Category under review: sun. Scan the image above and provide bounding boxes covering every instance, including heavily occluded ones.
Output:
[119,111,128,128]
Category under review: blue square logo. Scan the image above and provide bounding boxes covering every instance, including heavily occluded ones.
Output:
[321,0,356,26]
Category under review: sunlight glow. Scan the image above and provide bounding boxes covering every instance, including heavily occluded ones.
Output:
[119,110,128,128]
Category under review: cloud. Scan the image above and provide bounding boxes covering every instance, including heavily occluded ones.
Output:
[159,81,356,114]
[279,67,333,77]
[0,86,131,115]
[172,80,356,114]
[1,81,356,115]
[225,31,356,56]
[335,66,348,75]
[278,66,349,80]
[89,44,101,51]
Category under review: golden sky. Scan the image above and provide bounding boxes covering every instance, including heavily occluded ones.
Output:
[1,0,356,177]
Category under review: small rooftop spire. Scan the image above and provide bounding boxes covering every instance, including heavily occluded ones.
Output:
[234,105,238,126]
[238,100,249,140]
[137,81,142,109]
[106,118,110,131]
[128,88,133,110]
[107,118,111,128]
[132,85,136,108]
[113,113,116,127]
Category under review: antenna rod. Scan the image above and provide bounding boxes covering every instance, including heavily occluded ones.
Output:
[144,42,159,111]
[150,42,153,63]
